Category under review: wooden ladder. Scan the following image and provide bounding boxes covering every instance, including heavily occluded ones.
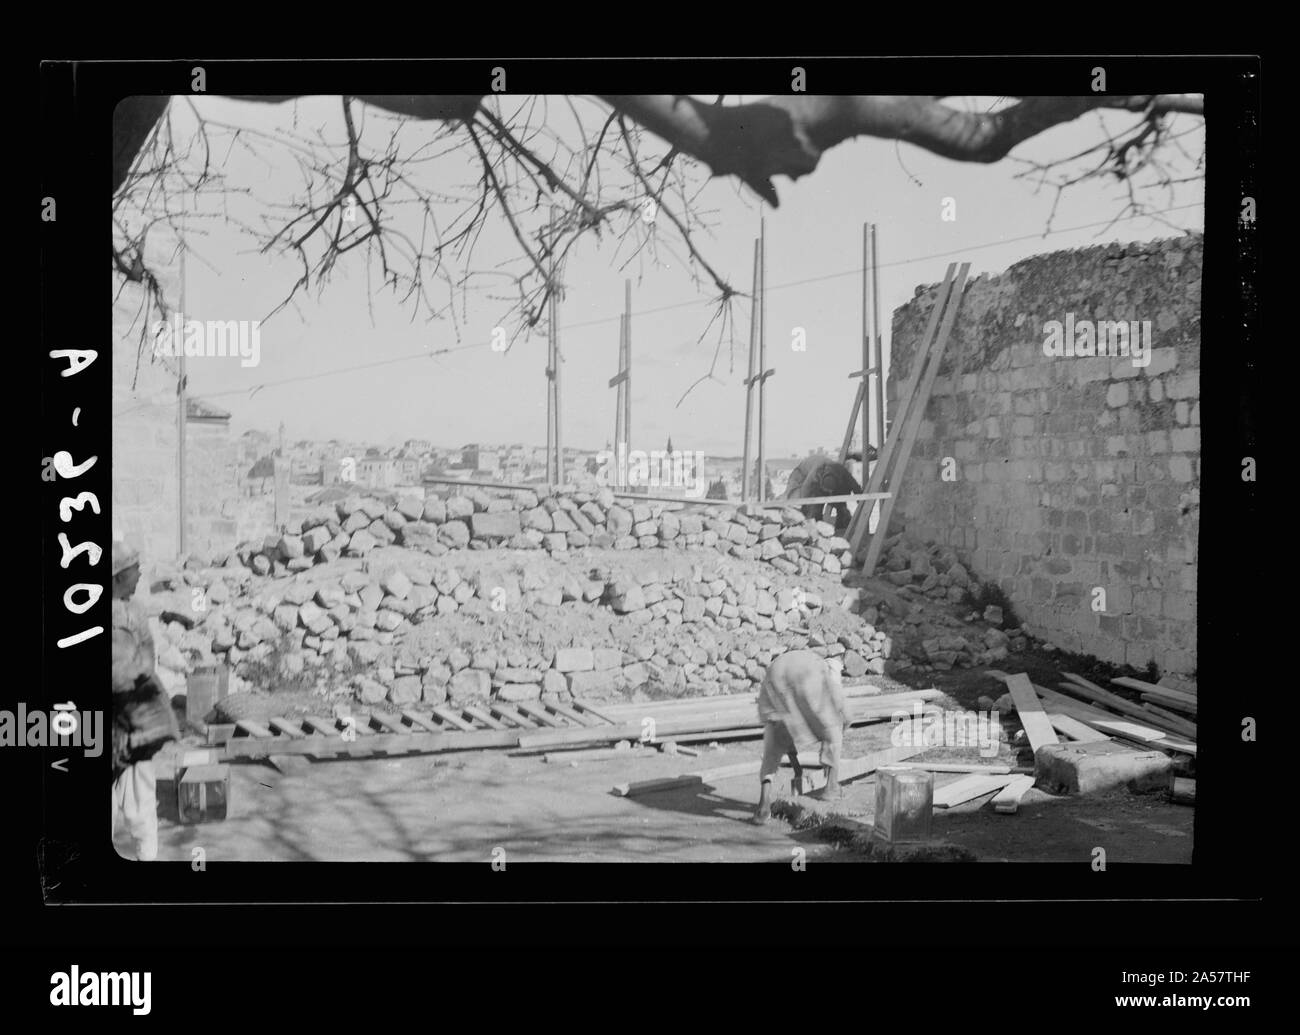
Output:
[846,262,970,574]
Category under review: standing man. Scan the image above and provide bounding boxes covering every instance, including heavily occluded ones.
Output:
[111,541,177,861]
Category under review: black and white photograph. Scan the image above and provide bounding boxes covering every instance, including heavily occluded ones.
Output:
[16,53,1276,1014]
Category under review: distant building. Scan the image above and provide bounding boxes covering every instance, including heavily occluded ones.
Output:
[461,444,500,476]
[357,455,400,489]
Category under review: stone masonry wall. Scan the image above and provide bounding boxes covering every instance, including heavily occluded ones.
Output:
[112,278,180,567]
[885,235,1202,677]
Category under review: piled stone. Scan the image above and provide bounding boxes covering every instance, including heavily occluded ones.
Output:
[231,488,856,583]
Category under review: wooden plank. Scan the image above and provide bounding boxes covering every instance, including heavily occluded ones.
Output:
[520,716,761,751]
[612,743,923,798]
[1035,687,1168,742]
[992,775,1037,815]
[1056,681,1188,733]
[543,744,643,764]
[400,710,444,733]
[221,728,519,760]
[368,712,408,734]
[883,762,1031,775]
[1047,714,1110,743]
[267,717,306,738]
[542,700,604,727]
[1171,777,1196,805]
[490,703,540,729]
[462,705,508,730]
[988,673,1173,746]
[857,264,969,572]
[1003,674,1059,753]
[302,716,341,736]
[514,701,566,728]
[933,772,1017,809]
[756,492,888,508]
[1140,704,1197,739]
[846,264,958,557]
[1139,691,1197,716]
[235,719,276,739]
[570,701,617,724]
[1112,676,1196,701]
[430,705,478,732]
[1059,674,1156,718]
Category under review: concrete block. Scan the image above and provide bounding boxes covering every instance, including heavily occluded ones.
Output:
[1034,741,1173,796]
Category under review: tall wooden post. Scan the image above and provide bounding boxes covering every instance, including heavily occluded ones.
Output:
[545,214,555,487]
[177,220,187,559]
[741,239,759,502]
[861,223,872,465]
[869,223,885,455]
[545,208,564,487]
[623,279,631,480]
[609,281,632,489]
[757,217,767,502]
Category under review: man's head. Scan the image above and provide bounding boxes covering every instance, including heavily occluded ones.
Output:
[111,541,141,599]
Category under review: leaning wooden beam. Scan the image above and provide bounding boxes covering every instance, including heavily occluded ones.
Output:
[611,743,924,798]
[753,492,889,508]
[1003,673,1059,753]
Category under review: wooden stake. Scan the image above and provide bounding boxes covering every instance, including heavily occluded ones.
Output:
[869,224,885,458]
[757,216,768,501]
[741,238,760,501]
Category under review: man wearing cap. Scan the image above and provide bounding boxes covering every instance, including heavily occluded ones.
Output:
[111,541,177,861]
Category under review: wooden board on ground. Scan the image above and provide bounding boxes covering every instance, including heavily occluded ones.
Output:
[1140,692,1197,716]
[933,772,1017,809]
[1003,674,1059,753]
[461,705,509,730]
[884,762,1031,775]
[221,727,520,760]
[431,705,478,732]
[400,709,444,733]
[1048,713,1110,743]
[992,775,1036,814]
[1112,676,1196,701]
[367,712,408,734]
[611,743,924,798]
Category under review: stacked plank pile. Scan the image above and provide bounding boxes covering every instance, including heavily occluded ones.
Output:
[217,684,943,763]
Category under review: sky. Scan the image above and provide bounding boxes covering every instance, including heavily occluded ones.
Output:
[143,95,1204,460]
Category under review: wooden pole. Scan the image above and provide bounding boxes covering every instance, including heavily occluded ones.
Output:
[757,216,767,502]
[623,279,631,483]
[545,211,555,487]
[554,242,563,487]
[870,224,885,456]
[741,238,759,501]
[613,313,625,488]
[861,223,872,465]
[177,218,187,560]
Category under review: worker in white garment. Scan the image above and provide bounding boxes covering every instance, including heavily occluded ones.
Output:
[752,651,849,824]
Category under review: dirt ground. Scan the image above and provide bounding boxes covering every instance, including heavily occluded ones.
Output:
[131,703,1194,864]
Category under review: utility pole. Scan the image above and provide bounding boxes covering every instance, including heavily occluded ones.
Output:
[177,221,187,560]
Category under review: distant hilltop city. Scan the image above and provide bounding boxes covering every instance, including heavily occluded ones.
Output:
[236,426,869,503]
